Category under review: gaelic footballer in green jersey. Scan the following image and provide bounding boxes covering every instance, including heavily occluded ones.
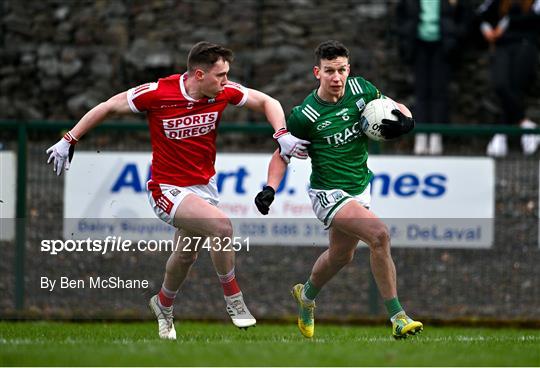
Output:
[286,76,380,196]
[254,40,421,340]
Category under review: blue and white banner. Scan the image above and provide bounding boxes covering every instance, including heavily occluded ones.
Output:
[0,152,16,240]
[64,153,494,248]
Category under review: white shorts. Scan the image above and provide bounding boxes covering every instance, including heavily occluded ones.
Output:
[308,184,371,228]
[146,176,219,226]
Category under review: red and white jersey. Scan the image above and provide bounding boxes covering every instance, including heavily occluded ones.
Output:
[127,73,248,187]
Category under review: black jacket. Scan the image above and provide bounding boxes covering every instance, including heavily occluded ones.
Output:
[396,0,472,64]
[476,0,540,46]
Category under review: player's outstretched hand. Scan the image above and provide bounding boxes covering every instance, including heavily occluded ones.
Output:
[254,186,275,215]
[273,128,310,163]
[380,110,415,140]
[46,132,77,176]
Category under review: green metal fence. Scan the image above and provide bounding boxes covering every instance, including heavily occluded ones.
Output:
[1,120,539,322]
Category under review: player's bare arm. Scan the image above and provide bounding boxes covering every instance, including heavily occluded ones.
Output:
[244,88,310,162]
[46,91,132,176]
[254,149,287,215]
[243,89,286,132]
[266,149,287,189]
[70,92,132,139]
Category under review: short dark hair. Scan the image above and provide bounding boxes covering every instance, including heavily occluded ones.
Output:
[187,41,234,72]
[315,40,350,65]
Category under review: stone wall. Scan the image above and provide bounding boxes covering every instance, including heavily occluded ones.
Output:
[2,0,539,124]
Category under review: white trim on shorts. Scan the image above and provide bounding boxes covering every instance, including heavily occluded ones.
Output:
[146,175,219,226]
[308,184,371,228]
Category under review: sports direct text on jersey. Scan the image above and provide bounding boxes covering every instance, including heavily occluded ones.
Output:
[162,112,218,139]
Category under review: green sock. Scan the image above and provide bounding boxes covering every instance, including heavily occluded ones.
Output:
[303,279,320,301]
[384,297,403,318]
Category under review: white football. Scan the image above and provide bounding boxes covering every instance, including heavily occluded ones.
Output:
[360,98,400,142]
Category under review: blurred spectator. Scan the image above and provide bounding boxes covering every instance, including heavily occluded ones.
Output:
[478,0,540,157]
[397,0,471,155]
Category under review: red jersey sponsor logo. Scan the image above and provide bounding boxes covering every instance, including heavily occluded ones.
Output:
[162,112,218,140]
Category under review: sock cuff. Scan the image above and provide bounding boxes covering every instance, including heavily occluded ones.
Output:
[302,279,320,301]
[384,297,404,319]
[160,285,178,298]
[217,267,236,283]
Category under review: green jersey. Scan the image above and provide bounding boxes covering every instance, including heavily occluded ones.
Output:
[287,76,381,195]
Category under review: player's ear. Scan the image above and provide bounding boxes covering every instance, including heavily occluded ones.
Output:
[313,66,321,80]
[194,68,205,81]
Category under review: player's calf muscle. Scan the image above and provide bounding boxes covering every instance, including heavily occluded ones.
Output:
[328,250,355,267]
[171,251,198,266]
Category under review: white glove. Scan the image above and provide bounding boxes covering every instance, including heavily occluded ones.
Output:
[273,128,310,163]
[46,131,77,176]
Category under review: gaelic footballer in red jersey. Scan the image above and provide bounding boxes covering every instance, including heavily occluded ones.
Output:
[126,74,248,187]
[46,42,310,339]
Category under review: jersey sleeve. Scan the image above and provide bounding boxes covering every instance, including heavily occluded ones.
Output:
[126,81,159,113]
[286,106,309,140]
[223,82,249,107]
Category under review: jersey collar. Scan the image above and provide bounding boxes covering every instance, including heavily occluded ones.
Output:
[179,73,199,102]
[313,88,346,106]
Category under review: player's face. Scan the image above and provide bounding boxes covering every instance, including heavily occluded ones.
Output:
[314,57,350,101]
[200,58,230,98]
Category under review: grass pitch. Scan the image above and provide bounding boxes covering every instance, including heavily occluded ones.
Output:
[1,321,539,366]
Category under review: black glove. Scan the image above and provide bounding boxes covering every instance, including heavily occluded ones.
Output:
[380,109,415,140]
[254,186,275,215]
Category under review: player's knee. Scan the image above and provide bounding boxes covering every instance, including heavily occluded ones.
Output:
[210,218,233,239]
[367,224,390,250]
